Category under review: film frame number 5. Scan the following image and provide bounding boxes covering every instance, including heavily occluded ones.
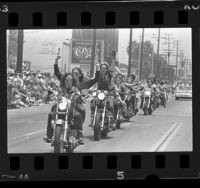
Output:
[117,171,125,180]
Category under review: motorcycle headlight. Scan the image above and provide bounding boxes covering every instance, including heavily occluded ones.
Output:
[58,102,67,111]
[98,93,105,100]
[144,91,151,96]
[92,91,97,97]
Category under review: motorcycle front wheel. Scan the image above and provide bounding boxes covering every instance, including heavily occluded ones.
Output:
[94,113,101,141]
[143,99,149,115]
[148,105,152,115]
[54,125,64,153]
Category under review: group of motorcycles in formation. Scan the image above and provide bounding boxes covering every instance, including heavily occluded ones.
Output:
[44,80,171,153]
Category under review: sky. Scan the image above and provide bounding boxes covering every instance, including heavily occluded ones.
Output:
[118,28,192,66]
[23,28,192,67]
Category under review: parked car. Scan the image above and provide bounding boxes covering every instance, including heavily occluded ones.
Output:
[175,86,192,100]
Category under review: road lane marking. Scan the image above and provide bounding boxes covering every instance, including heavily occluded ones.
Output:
[149,122,178,152]
[25,129,46,136]
[186,106,192,114]
[184,106,191,114]
[157,123,182,151]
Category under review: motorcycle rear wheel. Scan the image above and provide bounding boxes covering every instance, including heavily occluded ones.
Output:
[54,125,64,153]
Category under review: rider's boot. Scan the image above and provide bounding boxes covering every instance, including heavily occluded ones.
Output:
[77,130,84,145]
[43,136,53,143]
[134,108,139,115]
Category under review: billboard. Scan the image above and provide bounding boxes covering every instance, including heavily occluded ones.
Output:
[72,40,103,64]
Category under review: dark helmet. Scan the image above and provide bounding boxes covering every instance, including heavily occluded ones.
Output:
[149,74,156,84]
[130,73,136,81]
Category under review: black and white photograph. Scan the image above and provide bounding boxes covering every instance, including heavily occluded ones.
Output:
[7,28,192,153]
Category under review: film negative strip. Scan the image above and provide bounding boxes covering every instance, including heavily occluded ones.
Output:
[0,0,200,181]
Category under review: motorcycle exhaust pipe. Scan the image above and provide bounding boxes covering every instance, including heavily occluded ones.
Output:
[101,101,106,130]
[92,105,97,128]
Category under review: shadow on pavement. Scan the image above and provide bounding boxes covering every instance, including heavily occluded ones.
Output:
[85,135,113,141]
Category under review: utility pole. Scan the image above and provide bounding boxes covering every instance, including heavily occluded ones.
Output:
[175,40,180,81]
[128,28,132,77]
[156,28,161,78]
[90,29,96,78]
[162,33,174,80]
[167,34,170,79]
[180,51,184,81]
[139,28,144,80]
[138,36,141,80]
[151,45,154,74]
[16,30,24,73]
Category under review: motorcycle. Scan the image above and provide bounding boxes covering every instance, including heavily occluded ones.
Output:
[126,88,139,117]
[49,92,83,153]
[159,90,167,108]
[114,91,126,129]
[90,90,115,141]
[142,88,153,115]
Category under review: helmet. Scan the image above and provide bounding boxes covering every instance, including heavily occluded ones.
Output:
[100,62,109,69]
[130,73,136,80]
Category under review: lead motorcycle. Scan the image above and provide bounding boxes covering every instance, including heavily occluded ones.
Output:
[49,92,84,153]
[141,88,153,115]
[90,90,115,141]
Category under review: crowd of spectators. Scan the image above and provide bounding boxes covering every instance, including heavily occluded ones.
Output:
[7,67,61,109]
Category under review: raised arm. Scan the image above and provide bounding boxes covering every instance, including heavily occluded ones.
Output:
[54,56,62,81]
[79,70,99,90]
[110,51,116,72]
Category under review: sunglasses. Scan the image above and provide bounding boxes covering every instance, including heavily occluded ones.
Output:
[73,71,79,75]
[65,76,73,81]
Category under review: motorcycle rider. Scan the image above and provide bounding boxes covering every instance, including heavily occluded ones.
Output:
[113,73,130,121]
[140,78,156,109]
[123,73,139,115]
[89,51,118,129]
[44,55,100,145]
[157,80,167,108]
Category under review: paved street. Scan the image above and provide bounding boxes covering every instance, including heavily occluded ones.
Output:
[7,96,192,153]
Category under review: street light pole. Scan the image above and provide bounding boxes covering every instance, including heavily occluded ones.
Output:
[156,28,161,78]
[90,29,96,78]
[139,28,144,80]
[16,30,24,73]
[175,40,180,81]
[138,36,141,80]
[151,45,154,74]
[128,28,132,77]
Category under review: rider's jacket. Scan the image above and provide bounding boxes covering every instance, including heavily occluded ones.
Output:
[97,70,114,91]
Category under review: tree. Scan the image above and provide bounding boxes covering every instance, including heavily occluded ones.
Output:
[127,40,174,80]
[127,40,155,79]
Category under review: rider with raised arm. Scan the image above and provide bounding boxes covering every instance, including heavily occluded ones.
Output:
[90,51,118,128]
[123,73,139,115]
[44,55,100,145]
